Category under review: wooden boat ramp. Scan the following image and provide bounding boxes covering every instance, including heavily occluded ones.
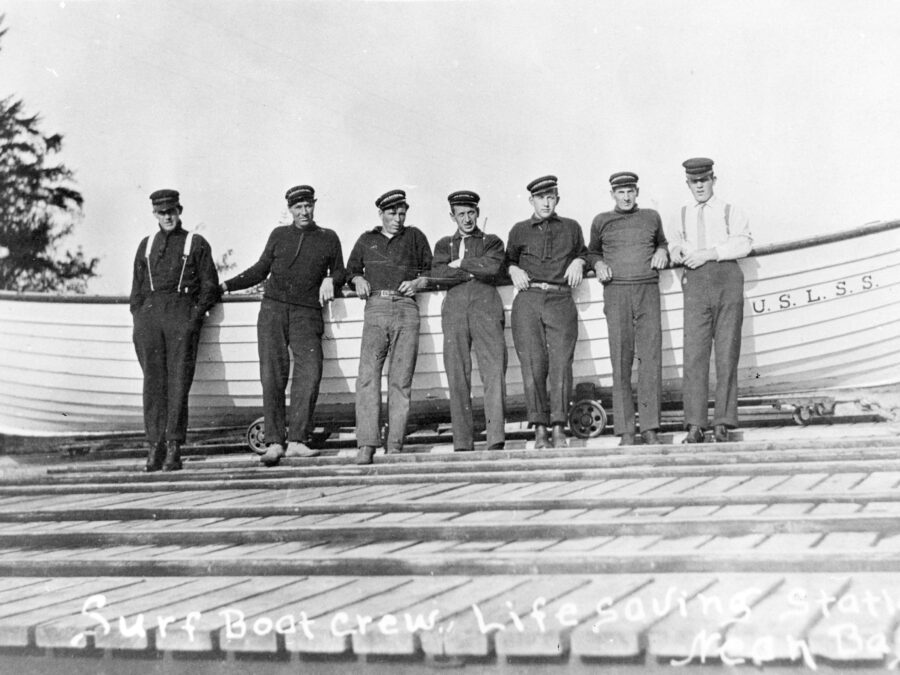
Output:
[1,419,900,673]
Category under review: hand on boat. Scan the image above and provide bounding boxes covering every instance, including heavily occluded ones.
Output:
[594,261,612,282]
[650,248,669,270]
[508,265,530,291]
[565,259,585,287]
[682,248,717,269]
[398,277,428,296]
[319,277,335,304]
[353,276,371,298]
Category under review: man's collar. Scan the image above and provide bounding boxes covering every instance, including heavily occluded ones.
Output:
[294,221,319,231]
[693,195,719,208]
[158,224,184,236]
[530,213,560,225]
[372,225,406,236]
[614,206,638,215]
[452,228,483,240]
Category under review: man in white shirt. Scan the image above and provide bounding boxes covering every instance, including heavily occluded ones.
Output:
[669,158,752,443]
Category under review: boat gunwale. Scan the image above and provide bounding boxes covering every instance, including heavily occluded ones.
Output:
[0,219,896,304]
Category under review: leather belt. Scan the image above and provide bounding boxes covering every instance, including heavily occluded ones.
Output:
[528,282,569,292]
[372,290,401,297]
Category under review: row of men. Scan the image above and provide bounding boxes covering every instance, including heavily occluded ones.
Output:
[129,157,751,471]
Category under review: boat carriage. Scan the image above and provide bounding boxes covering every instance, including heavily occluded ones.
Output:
[0,219,897,445]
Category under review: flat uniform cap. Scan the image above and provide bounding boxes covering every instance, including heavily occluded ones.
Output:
[375,189,408,210]
[447,190,480,207]
[683,157,715,179]
[526,175,558,195]
[285,185,315,205]
[609,171,639,188]
[149,189,181,212]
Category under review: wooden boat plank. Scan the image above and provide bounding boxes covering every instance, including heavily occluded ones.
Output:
[0,577,54,595]
[665,505,722,519]
[368,483,469,502]
[726,574,852,661]
[353,511,422,524]
[756,502,815,516]
[681,475,751,496]
[388,540,459,556]
[421,576,589,657]
[495,574,652,657]
[570,574,716,657]
[35,577,241,648]
[499,480,589,499]
[645,574,785,658]
[568,477,646,497]
[569,507,632,521]
[288,576,468,654]
[162,576,352,652]
[712,504,768,517]
[812,472,868,493]
[642,536,716,555]
[595,535,663,553]
[0,577,164,647]
[806,573,900,661]
[450,509,543,524]
[331,540,420,557]
[445,541,507,553]
[638,476,714,496]
[862,502,900,516]
[352,575,527,655]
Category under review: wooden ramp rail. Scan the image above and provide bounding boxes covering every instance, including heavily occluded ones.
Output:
[1,423,900,673]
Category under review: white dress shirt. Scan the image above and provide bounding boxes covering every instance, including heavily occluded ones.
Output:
[668,195,752,262]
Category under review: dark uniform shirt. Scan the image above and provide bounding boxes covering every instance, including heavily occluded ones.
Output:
[223,223,346,309]
[431,229,505,286]
[505,214,588,285]
[588,207,668,284]
[129,225,219,316]
[347,226,433,291]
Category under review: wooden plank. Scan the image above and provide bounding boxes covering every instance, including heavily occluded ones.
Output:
[754,533,823,553]
[287,576,467,654]
[570,575,714,657]
[726,574,852,664]
[679,475,749,496]
[494,575,650,657]
[36,578,243,648]
[697,535,767,553]
[724,474,790,495]
[816,532,879,551]
[646,574,784,659]
[351,576,526,655]
[543,537,614,553]
[419,576,588,656]
[809,503,862,516]
[851,471,900,492]
[807,573,900,662]
[0,577,163,647]
[813,473,868,492]
[639,476,715,496]
[163,576,353,652]
[489,539,560,553]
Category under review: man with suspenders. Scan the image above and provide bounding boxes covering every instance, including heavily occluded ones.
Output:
[669,159,752,443]
[130,189,219,471]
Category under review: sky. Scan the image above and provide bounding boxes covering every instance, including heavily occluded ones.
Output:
[2,0,900,294]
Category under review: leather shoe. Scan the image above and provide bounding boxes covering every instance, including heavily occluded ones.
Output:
[285,441,319,458]
[551,424,567,448]
[619,433,636,446]
[682,425,704,444]
[260,443,285,467]
[162,440,183,471]
[487,442,505,450]
[713,424,730,443]
[454,447,474,452]
[533,424,550,449]
[144,441,165,472]
[641,429,661,445]
[355,446,375,465]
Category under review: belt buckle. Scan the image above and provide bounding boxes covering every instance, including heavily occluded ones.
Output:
[536,282,550,290]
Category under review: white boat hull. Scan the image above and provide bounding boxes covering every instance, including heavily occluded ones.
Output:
[1,221,898,437]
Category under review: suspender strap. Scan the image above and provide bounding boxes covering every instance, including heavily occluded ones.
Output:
[724,203,731,235]
[680,205,687,241]
[682,203,731,241]
[143,231,194,293]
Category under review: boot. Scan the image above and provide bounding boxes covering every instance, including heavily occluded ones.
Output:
[285,441,319,458]
[619,432,636,447]
[641,429,661,445]
[713,424,730,443]
[144,440,165,472]
[551,424,567,448]
[682,425,704,444]
[260,443,285,467]
[533,424,550,449]
[162,440,183,472]
[355,446,376,465]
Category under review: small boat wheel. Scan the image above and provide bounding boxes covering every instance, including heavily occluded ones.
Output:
[792,406,813,426]
[246,416,267,454]
[568,399,608,439]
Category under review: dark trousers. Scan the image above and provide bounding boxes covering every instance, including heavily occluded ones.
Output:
[132,293,202,444]
[682,261,744,428]
[603,283,662,435]
[511,288,578,426]
[355,296,420,450]
[257,299,324,445]
[441,282,507,450]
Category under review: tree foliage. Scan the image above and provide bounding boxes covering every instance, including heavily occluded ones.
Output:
[0,16,98,292]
